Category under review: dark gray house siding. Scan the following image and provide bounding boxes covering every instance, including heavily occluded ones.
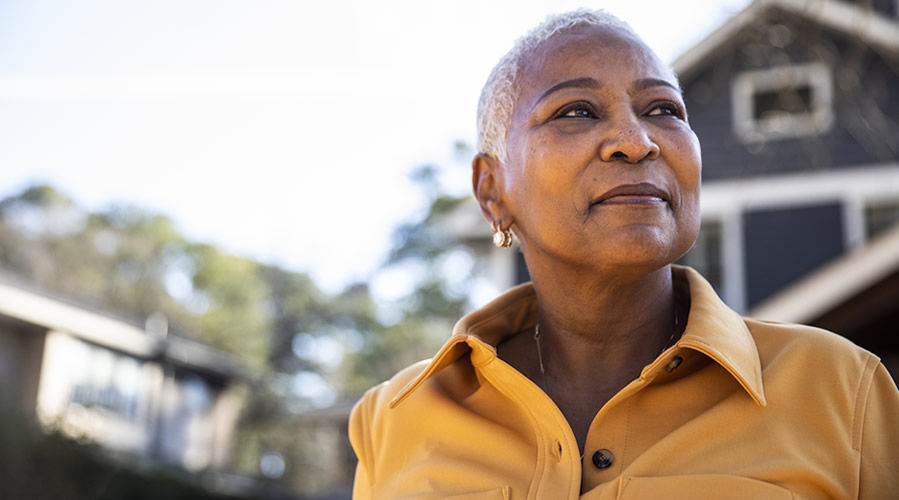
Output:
[847,0,897,18]
[681,8,899,182]
[667,0,899,318]
[742,201,845,307]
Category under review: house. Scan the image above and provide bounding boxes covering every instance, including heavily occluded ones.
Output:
[751,222,899,375]
[0,273,251,474]
[444,0,899,376]
[672,0,899,308]
[675,0,899,374]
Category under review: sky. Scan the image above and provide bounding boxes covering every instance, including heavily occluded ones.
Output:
[0,0,752,295]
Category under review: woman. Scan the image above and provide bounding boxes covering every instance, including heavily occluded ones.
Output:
[349,10,899,499]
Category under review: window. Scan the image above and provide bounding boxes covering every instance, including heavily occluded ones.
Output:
[865,201,899,240]
[69,340,141,420]
[732,62,833,142]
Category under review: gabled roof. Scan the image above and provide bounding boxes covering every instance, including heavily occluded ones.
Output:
[673,0,899,79]
[749,221,899,323]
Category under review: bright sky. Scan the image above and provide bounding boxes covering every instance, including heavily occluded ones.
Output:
[0,0,751,294]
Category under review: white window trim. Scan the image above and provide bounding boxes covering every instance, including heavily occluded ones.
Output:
[731,62,834,143]
[699,164,899,311]
[719,208,746,313]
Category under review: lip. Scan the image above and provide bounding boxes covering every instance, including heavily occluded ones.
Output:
[591,182,670,206]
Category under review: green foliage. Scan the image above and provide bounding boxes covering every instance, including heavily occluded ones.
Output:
[387,194,468,264]
[0,184,361,492]
[0,154,479,496]
[1,188,193,338]
[190,245,270,369]
[0,185,310,369]
[340,317,448,395]
[343,161,476,392]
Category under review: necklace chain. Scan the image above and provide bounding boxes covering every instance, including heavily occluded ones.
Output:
[533,304,682,388]
[534,324,546,376]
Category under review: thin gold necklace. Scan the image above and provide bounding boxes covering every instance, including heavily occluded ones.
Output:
[533,305,682,389]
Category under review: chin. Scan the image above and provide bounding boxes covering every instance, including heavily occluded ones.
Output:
[593,229,683,269]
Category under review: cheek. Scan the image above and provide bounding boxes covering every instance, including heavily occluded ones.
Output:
[521,136,562,191]
[669,134,702,239]
[669,134,702,197]
[690,152,702,188]
[679,164,702,231]
[686,132,703,181]
[680,173,702,249]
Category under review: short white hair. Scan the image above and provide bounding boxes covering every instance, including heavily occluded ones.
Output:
[476,9,639,163]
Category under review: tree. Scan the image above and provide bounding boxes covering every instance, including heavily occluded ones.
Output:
[343,145,479,393]
[0,151,483,495]
[0,184,377,493]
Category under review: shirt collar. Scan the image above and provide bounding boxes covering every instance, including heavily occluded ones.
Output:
[390,266,766,408]
[676,266,767,407]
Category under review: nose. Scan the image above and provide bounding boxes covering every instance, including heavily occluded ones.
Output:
[598,122,660,163]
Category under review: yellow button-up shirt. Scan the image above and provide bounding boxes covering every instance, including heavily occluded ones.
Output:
[349,267,899,499]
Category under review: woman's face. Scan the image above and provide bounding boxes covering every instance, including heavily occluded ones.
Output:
[501,24,701,274]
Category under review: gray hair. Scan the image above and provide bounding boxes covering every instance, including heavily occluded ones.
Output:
[476,9,639,163]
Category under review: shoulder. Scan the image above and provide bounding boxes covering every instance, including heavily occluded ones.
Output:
[744,317,879,382]
[744,317,877,369]
[349,358,430,427]
[347,359,430,466]
[350,359,431,418]
[743,318,885,414]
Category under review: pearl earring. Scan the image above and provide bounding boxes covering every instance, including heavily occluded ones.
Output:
[491,223,513,248]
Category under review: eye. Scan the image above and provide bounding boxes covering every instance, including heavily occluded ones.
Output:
[554,102,597,119]
[646,102,684,119]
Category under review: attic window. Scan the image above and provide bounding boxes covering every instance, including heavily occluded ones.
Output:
[732,62,833,143]
[753,85,812,120]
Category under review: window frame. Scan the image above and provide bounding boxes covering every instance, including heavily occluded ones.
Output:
[731,62,834,143]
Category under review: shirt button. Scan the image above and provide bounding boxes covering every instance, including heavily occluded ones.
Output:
[665,355,683,372]
[592,449,614,469]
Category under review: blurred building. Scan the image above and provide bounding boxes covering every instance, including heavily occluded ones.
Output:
[446,0,899,375]
[0,274,250,474]
[677,0,899,374]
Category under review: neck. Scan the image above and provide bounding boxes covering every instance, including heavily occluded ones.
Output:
[529,263,678,385]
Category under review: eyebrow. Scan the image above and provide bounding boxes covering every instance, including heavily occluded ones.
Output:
[534,77,602,108]
[634,77,682,93]
[533,76,683,110]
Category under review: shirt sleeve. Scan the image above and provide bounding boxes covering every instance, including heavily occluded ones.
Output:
[348,390,375,500]
[352,462,373,500]
[857,361,899,499]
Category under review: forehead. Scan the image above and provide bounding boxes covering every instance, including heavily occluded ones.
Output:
[517,24,674,96]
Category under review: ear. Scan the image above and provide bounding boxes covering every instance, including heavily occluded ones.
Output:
[472,153,511,227]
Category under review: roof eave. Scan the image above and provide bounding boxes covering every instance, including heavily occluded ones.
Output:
[673,0,899,80]
[0,280,253,382]
[749,222,899,324]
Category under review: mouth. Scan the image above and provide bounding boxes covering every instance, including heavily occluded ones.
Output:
[591,182,670,207]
